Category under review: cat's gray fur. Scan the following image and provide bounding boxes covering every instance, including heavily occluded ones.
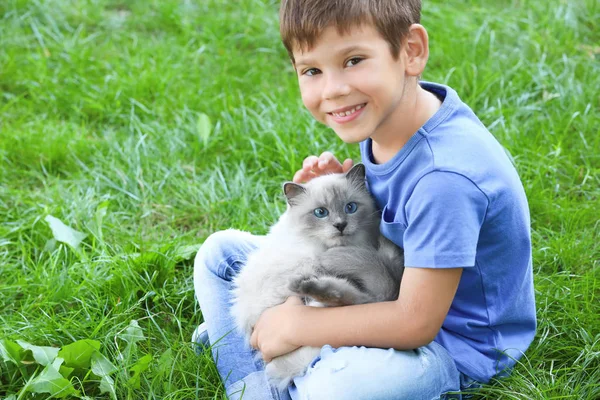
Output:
[231,163,404,389]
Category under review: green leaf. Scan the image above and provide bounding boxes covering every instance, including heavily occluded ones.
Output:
[99,374,117,400]
[58,339,101,369]
[59,364,75,379]
[120,320,145,345]
[0,339,24,364]
[130,353,152,374]
[172,244,201,262]
[44,238,57,252]
[128,353,152,389]
[91,351,118,377]
[196,112,212,146]
[17,340,59,366]
[156,348,173,378]
[28,358,79,398]
[95,201,110,242]
[44,215,87,249]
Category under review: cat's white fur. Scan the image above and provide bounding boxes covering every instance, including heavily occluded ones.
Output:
[230,214,325,388]
[230,165,403,389]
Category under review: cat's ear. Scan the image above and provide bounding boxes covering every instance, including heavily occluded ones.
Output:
[345,163,366,187]
[283,182,306,206]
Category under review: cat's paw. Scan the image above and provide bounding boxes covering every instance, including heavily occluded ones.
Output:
[290,276,344,303]
[289,275,317,294]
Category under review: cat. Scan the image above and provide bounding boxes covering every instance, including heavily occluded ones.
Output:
[230,163,405,390]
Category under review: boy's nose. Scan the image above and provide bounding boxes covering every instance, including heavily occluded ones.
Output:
[323,74,351,100]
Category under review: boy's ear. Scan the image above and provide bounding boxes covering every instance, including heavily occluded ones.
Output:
[345,163,366,187]
[404,24,429,77]
[283,182,306,206]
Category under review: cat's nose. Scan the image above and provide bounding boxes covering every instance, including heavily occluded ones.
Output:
[333,222,347,232]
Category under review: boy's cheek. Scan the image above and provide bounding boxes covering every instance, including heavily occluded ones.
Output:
[299,86,312,107]
[311,110,328,126]
[300,94,323,123]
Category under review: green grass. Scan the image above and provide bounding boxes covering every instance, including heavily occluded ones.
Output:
[1,0,599,398]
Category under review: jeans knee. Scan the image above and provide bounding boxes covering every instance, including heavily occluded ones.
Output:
[298,367,427,400]
[194,229,258,280]
[293,345,458,400]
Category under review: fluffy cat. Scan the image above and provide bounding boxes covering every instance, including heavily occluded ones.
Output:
[230,163,404,389]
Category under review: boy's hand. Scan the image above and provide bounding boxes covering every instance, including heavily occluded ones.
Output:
[250,296,304,362]
[293,152,354,183]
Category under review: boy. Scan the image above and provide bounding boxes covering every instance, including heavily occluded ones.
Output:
[193,0,537,399]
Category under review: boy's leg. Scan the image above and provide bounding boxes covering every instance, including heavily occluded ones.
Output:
[193,229,290,400]
[290,342,463,400]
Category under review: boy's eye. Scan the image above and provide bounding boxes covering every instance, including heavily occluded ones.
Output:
[344,202,358,214]
[313,207,329,218]
[345,57,363,67]
[303,68,321,76]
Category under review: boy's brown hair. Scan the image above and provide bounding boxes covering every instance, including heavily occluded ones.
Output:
[280,0,421,63]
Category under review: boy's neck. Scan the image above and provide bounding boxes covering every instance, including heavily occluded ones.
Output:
[371,84,442,164]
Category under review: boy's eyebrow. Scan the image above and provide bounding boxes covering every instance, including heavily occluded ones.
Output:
[294,57,314,68]
[338,45,366,56]
[294,44,367,67]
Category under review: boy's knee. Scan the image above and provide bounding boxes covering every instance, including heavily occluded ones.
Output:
[299,368,429,400]
[295,346,458,400]
[194,229,257,278]
[299,366,420,399]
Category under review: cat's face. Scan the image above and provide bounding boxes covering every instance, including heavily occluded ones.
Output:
[283,164,379,247]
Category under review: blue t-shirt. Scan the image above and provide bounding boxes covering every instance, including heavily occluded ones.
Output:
[360,81,536,383]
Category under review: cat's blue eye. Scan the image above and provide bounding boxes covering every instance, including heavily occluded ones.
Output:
[313,207,329,218]
[345,202,358,214]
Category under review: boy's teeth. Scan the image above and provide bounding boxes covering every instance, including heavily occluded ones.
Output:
[333,104,363,117]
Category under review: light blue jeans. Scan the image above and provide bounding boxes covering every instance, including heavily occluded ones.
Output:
[193,229,480,400]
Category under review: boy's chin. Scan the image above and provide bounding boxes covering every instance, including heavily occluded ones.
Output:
[332,128,371,144]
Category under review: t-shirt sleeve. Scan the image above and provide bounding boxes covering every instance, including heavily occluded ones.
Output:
[403,171,489,268]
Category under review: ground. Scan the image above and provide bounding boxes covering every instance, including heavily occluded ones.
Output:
[0,0,599,399]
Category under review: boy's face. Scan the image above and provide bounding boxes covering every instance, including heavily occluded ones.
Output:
[293,24,411,144]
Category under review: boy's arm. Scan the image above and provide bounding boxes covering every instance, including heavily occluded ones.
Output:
[251,167,482,359]
[251,266,462,360]
[291,266,462,349]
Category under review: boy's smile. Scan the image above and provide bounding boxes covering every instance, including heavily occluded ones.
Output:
[293,24,412,145]
[329,103,366,123]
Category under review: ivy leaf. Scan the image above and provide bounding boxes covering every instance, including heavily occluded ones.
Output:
[0,339,24,364]
[44,238,57,252]
[99,374,117,400]
[59,364,75,379]
[196,112,212,146]
[156,348,173,378]
[17,340,59,366]
[156,348,174,392]
[128,353,152,389]
[58,339,101,369]
[91,351,118,377]
[45,215,87,249]
[120,320,145,345]
[28,357,79,398]
[172,244,201,263]
[95,201,110,243]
